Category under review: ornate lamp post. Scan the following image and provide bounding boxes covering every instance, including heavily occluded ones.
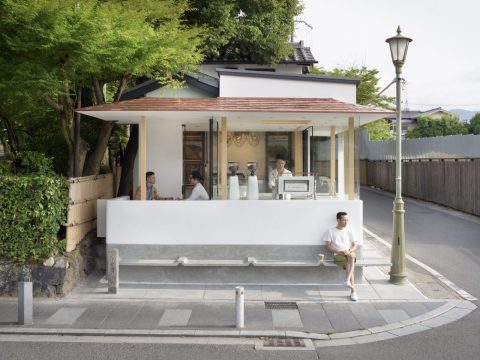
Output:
[386,26,412,284]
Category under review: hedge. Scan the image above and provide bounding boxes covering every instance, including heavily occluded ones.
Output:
[0,175,70,264]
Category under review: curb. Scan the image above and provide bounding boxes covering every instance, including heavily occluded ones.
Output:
[0,299,476,347]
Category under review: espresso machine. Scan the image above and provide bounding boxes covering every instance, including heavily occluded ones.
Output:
[246,162,259,200]
[228,162,240,200]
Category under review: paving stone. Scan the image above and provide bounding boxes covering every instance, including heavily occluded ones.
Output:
[424,301,447,310]
[72,304,113,328]
[262,285,321,301]
[159,309,192,327]
[297,303,335,334]
[100,302,144,329]
[188,303,235,328]
[128,303,169,329]
[322,303,362,333]
[244,304,273,330]
[398,302,431,317]
[45,307,87,325]
[378,309,410,323]
[271,309,303,328]
[349,303,387,328]
[420,315,456,329]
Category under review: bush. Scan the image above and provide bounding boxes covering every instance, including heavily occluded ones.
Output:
[11,151,55,175]
[0,175,69,264]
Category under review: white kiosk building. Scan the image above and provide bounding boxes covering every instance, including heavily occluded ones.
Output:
[82,45,394,287]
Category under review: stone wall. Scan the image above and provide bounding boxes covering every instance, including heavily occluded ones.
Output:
[0,231,104,297]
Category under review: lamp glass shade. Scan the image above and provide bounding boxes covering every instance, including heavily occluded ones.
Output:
[389,38,410,63]
[386,27,412,65]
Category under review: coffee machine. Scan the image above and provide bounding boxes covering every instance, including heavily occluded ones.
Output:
[246,162,259,200]
[228,162,240,200]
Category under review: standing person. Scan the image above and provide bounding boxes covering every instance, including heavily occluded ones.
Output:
[134,171,173,200]
[324,211,358,301]
[268,154,292,197]
[187,170,209,200]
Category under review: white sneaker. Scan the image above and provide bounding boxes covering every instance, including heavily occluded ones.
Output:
[350,292,358,301]
[343,280,353,289]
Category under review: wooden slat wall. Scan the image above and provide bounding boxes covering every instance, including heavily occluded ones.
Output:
[361,159,480,216]
[66,174,114,252]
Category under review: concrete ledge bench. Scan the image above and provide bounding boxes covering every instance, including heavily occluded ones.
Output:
[118,256,391,268]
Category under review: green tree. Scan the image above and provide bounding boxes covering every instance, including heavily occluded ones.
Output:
[406,115,469,138]
[468,113,480,135]
[310,66,394,140]
[362,119,393,141]
[185,0,302,65]
[0,0,204,176]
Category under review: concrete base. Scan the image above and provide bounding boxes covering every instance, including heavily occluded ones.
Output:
[117,265,364,285]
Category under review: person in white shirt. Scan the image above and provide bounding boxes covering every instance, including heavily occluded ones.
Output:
[268,154,292,197]
[187,170,209,200]
[323,211,358,301]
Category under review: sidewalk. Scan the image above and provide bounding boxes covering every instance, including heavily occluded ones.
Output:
[0,231,477,348]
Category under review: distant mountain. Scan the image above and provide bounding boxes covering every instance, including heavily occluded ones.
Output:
[448,108,479,122]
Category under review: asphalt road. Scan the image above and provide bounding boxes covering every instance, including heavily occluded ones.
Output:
[1,188,479,359]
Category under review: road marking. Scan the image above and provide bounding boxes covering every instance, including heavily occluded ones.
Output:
[364,227,478,301]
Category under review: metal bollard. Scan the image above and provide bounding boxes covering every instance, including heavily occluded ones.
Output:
[18,281,33,325]
[235,286,245,328]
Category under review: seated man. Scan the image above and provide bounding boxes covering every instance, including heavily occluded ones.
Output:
[187,170,209,200]
[134,171,173,200]
[323,211,358,301]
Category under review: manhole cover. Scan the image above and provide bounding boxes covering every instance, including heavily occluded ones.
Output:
[264,301,298,309]
[255,338,315,351]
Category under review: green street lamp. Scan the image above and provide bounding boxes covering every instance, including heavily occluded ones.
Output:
[386,26,412,284]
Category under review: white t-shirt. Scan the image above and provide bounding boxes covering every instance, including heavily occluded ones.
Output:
[323,227,356,252]
[187,183,209,200]
[268,168,293,189]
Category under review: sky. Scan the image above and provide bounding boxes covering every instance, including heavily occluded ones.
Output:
[295,0,480,112]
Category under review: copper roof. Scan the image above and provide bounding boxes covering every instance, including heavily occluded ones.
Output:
[78,97,392,115]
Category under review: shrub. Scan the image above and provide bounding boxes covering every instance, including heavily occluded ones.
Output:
[11,151,55,175]
[0,175,69,264]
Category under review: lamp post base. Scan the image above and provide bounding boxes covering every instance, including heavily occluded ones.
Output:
[390,196,407,284]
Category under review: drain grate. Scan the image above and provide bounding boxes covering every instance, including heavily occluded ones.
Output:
[264,301,298,310]
[263,338,305,348]
[255,338,315,351]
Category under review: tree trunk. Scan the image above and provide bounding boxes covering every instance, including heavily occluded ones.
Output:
[117,124,138,197]
[82,74,131,176]
[82,121,115,176]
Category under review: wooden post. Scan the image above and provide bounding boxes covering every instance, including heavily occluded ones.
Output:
[293,131,303,175]
[139,116,147,200]
[219,117,228,200]
[347,117,355,200]
[330,126,336,195]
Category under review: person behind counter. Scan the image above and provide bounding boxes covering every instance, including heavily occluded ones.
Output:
[187,170,209,200]
[268,154,292,196]
[134,171,174,200]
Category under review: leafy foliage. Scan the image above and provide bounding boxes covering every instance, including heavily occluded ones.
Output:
[406,115,469,138]
[362,120,393,141]
[185,0,302,65]
[0,0,205,175]
[468,113,480,135]
[0,174,69,264]
[310,66,394,141]
[11,151,55,176]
